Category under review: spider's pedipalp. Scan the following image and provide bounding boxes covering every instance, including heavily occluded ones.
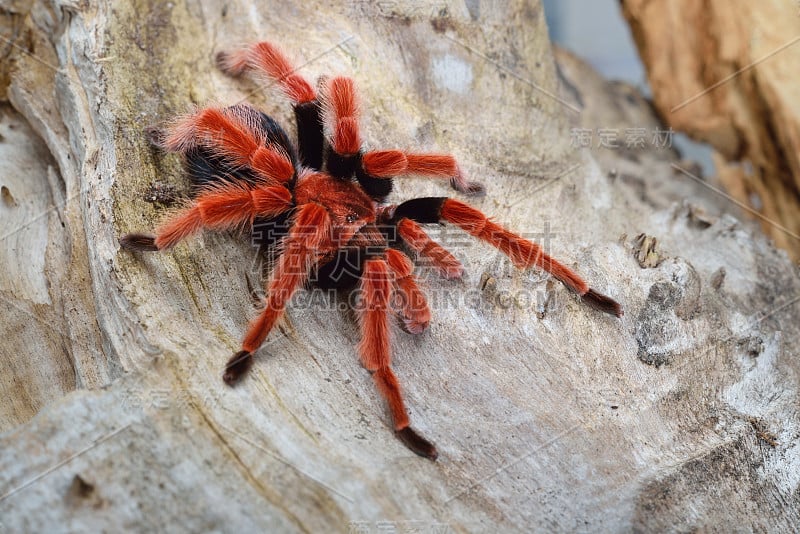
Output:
[385,248,431,334]
[197,182,292,228]
[215,48,249,77]
[394,215,463,280]
[144,124,166,148]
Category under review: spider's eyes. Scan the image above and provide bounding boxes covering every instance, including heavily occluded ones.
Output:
[345,213,358,224]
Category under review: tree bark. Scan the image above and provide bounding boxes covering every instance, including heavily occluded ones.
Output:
[621,0,800,261]
[1,1,799,532]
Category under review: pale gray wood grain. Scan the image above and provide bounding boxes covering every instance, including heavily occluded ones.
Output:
[1,1,798,532]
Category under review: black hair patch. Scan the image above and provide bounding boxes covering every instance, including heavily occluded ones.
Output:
[391,197,447,224]
[294,101,324,171]
[356,167,394,201]
[326,151,361,180]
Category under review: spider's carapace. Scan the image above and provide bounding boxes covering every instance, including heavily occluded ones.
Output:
[120,40,622,460]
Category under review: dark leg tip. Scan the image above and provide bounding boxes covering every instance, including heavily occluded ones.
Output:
[215,51,246,77]
[144,125,165,148]
[464,181,486,196]
[396,427,439,460]
[223,350,253,385]
[214,51,229,71]
[582,288,623,317]
[452,177,486,196]
[399,317,429,335]
[120,233,159,252]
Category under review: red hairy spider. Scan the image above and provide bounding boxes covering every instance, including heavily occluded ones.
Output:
[120,41,622,460]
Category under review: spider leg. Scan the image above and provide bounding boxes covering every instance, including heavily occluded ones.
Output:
[224,203,332,384]
[324,76,361,156]
[395,218,464,280]
[162,107,296,187]
[216,41,324,170]
[320,76,482,199]
[293,101,324,171]
[216,41,316,104]
[120,183,293,251]
[390,197,623,317]
[385,249,431,334]
[359,257,438,459]
[322,76,363,183]
[363,150,485,195]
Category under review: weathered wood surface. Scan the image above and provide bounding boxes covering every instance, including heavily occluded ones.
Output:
[1,1,799,532]
[621,0,800,261]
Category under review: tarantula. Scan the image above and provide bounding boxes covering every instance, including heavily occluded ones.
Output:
[120,41,622,460]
